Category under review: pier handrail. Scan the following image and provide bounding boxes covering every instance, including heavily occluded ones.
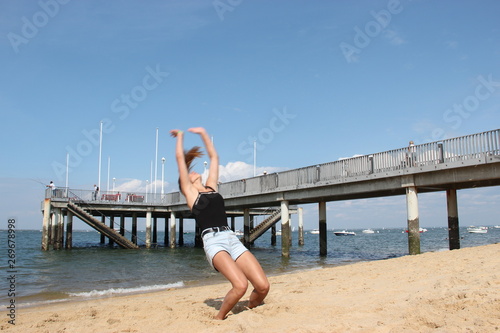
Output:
[47,129,499,206]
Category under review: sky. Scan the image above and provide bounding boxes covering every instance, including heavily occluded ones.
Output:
[1,0,499,231]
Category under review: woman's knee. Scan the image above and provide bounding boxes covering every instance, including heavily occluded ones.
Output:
[254,279,270,296]
[232,279,248,296]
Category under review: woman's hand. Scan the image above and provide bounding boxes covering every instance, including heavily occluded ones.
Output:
[187,127,206,135]
[170,129,183,137]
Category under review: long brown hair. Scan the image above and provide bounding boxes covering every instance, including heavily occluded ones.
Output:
[184,146,204,171]
[178,146,204,190]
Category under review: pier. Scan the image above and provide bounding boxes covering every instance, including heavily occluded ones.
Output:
[41,129,500,256]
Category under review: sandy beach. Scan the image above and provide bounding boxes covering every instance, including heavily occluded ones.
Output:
[3,243,499,333]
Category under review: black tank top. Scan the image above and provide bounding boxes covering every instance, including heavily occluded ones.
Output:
[191,188,228,230]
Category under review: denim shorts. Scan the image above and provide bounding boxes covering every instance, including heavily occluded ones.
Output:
[202,230,248,271]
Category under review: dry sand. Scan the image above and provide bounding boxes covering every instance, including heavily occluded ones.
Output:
[2,243,499,333]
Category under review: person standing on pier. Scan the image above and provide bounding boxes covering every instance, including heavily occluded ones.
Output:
[170,127,270,320]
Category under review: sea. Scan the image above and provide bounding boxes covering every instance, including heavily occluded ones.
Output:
[1,227,499,309]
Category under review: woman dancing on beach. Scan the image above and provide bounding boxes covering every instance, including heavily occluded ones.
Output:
[170,127,270,320]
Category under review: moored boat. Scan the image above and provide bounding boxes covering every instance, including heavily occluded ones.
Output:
[467,226,488,234]
[334,230,356,236]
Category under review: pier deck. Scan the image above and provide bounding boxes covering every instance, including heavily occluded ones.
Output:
[42,129,500,256]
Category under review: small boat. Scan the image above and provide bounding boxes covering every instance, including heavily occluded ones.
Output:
[234,230,244,236]
[276,230,282,236]
[404,227,427,233]
[467,226,488,234]
[334,230,356,236]
[310,229,320,234]
[362,229,375,234]
[493,225,500,229]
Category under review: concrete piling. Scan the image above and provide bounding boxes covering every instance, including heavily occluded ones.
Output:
[406,186,421,255]
[281,200,290,257]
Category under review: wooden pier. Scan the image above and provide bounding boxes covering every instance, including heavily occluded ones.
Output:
[41,129,500,256]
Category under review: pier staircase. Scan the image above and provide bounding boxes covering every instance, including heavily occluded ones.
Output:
[247,209,282,243]
[66,202,139,249]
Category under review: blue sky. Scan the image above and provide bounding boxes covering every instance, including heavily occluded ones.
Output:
[1,0,499,231]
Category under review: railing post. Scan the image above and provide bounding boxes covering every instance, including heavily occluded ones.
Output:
[438,143,444,163]
[368,155,374,174]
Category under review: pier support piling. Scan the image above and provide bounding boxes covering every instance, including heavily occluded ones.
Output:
[319,201,327,256]
[100,215,106,244]
[153,217,158,245]
[164,215,169,246]
[65,210,73,249]
[132,213,138,245]
[169,212,176,248]
[298,207,304,246]
[406,186,421,255]
[109,216,115,247]
[178,217,184,246]
[41,199,51,250]
[146,211,152,249]
[446,189,460,250]
[281,200,290,257]
[243,209,250,246]
[120,214,125,236]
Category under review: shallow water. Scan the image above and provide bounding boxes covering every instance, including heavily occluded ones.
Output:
[1,227,498,307]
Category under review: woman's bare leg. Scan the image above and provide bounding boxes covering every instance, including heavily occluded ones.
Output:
[235,251,270,308]
[212,251,248,320]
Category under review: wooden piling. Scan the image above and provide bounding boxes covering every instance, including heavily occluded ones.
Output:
[109,216,115,247]
[243,209,250,246]
[319,201,327,256]
[446,189,460,250]
[100,215,106,244]
[271,224,276,246]
[153,217,158,245]
[178,217,184,246]
[65,210,73,249]
[120,214,125,236]
[132,213,138,245]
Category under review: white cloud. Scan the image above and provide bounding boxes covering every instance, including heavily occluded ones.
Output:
[218,161,286,183]
[384,29,406,45]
